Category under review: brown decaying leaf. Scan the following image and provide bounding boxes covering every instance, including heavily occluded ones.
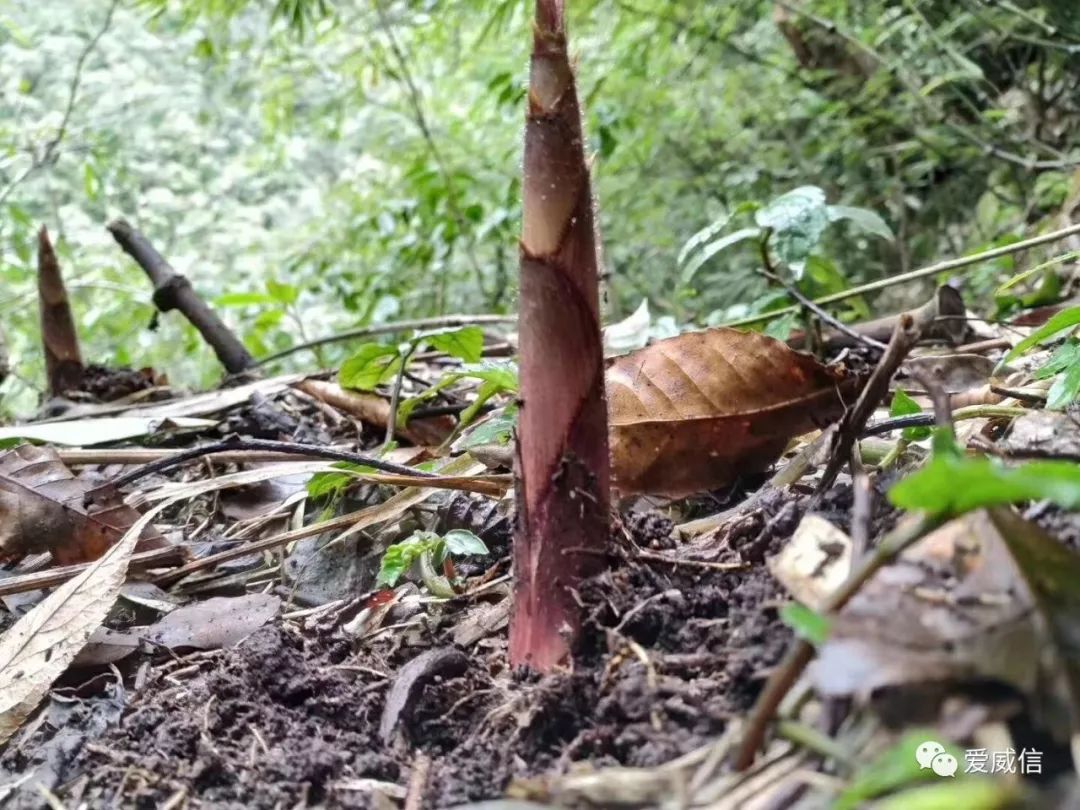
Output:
[295,378,454,446]
[607,327,859,496]
[75,594,281,666]
[809,509,1062,734]
[0,501,155,744]
[0,444,163,564]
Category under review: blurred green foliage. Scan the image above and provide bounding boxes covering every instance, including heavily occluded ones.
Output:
[3,0,1080,416]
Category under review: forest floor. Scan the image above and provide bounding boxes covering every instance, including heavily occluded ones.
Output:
[3,289,1080,809]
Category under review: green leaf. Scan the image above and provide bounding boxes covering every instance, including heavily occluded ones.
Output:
[1048,361,1080,410]
[834,731,964,810]
[1035,339,1080,409]
[376,533,442,588]
[801,255,847,297]
[422,325,484,363]
[459,361,518,392]
[266,280,299,305]
[779,602,830,647]
[763,310,798,341]
[460,405,518,448]
[339,343,402,391]
[1000,305,1080,366]
[443,529,489,557]
[678,212,732,267]
[873,780,1018,810]
[889,389,931,441]
[890,429,1080,517]
[755,186,829,276]
[680,227,761,284]
[826,204,894,241]
[216,292,277,307]
[306,461,375,499]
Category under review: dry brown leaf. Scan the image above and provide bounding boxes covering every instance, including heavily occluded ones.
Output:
[0,501,162,744]
[810,510,1044,720]
[296,378,455,446]
[607,328,859,496]
[0,444,164,564]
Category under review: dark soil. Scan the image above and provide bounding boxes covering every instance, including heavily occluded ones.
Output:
[21,510,794,809]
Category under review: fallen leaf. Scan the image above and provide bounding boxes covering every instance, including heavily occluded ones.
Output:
[986,506,1080,740]
[606,327,859,496]
[145,593,280,650]
[0,444,163,564]
[810,509,1071,740]
[0,416,218,446]
[0,501,156,744]
[74,594,280,666]
[296,378,454,445]
[905,353,999,394]
[1000,409,1080,459]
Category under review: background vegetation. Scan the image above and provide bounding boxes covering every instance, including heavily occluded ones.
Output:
[3,0,1079,416]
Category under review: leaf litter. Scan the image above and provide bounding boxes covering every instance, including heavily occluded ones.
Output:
[6,274,1080,809]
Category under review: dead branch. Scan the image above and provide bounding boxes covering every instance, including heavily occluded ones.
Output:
[82,436,437,507]
[107,218,255,374]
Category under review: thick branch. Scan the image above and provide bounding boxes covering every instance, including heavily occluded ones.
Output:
[107,218,255,374]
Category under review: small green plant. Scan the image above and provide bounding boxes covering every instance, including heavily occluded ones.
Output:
[998,305,1080,409]
[888,389,932,442]
[678,186,893,318]
[678,186,893,338]
[376,529,490,596]
[1034,338,1080,409]
[890,428,1080,518]
[779,602,831,647]
[306,461,378,501]
[338,325,486,392]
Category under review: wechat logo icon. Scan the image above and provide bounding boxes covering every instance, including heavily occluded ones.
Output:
[916,740,958,777]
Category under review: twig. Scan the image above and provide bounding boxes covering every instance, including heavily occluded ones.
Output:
[633,549,749,573]
[56,447,345,466]
[255,314,515,367]
[385,342,417,447]
[726,222,1080,329]
[153,502,384,586]
[0,0,119,208]
[83,436,436,506]
[0,545,189,597]
[863,405,1026,437]
[812,314,922,503]
[733,512,944,770]
[850,472,872,562]
[908,367,954,429]
[404,752,432,810]
[107,219,256,374]
[758,261,887,352]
